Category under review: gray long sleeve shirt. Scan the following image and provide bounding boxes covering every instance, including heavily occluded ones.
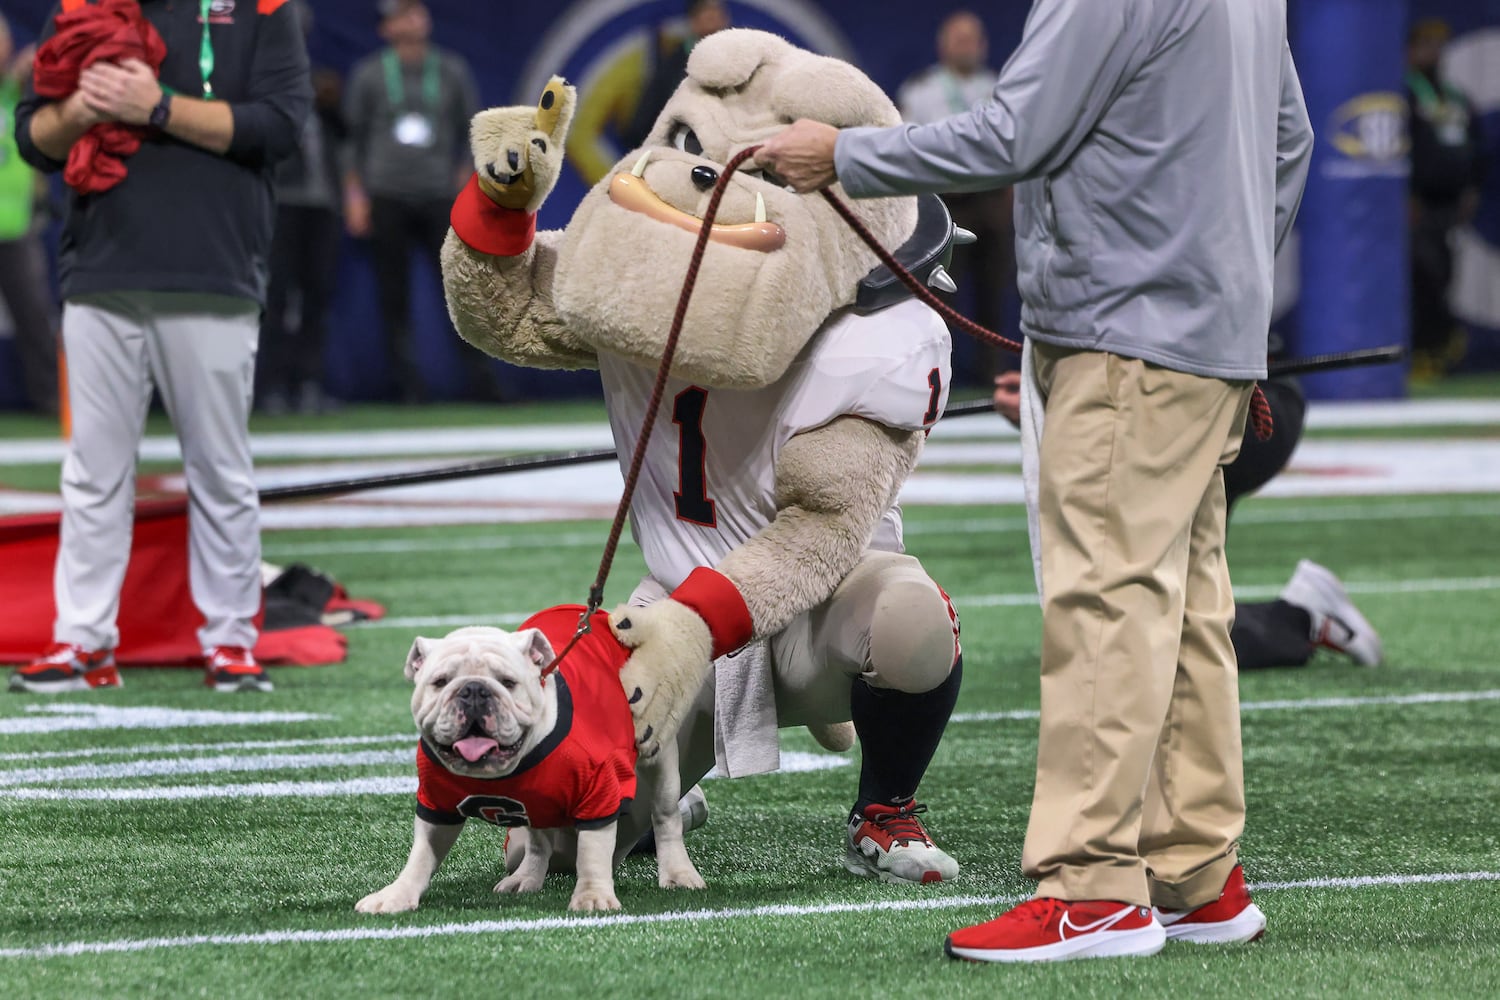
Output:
[344,46,478,203]
[835,0,1313,381]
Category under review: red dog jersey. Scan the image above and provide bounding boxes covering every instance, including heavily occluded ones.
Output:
[415,606,637,830]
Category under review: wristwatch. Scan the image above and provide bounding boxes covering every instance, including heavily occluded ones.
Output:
[148,91,173,130]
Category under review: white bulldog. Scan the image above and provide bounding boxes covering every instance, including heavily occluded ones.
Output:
[355,619,704,914]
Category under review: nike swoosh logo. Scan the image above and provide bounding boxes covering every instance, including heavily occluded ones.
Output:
[1059,906,1136,940]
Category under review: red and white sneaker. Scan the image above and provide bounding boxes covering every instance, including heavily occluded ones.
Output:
[845,802,959,884]
[1281,560,1382,666]
[946,898,1165,963]
[8,644,121,693]
[1153,864,1267,944]
[205,646,273,693]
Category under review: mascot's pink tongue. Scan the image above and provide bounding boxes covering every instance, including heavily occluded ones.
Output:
[453,736,499,762]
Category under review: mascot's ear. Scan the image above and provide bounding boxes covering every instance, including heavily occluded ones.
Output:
[514,628,557,670]
[404,637,437,682]
[535,75,576,149]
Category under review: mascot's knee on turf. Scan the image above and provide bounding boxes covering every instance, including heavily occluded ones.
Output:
[443,29,963,884]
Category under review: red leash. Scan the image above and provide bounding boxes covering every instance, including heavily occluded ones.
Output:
[542,145,1271,676]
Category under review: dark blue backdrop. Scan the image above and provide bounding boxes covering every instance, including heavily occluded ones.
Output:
[2,0,1496,407]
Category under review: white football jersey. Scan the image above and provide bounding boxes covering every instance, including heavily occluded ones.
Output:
[598,297,953,590]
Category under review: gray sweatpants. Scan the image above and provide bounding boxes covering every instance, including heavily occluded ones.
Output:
[55,291,261,653]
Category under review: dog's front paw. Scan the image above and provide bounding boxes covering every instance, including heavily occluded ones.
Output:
[568,881,622,912]
[356,884,421,914]
[494,871,545,894]
[658,861,706,890]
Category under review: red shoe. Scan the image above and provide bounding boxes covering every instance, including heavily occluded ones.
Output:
[8,644,120,693]
[205,646,273,693]
[1154,865,1267,944]
[946,898,1164,963]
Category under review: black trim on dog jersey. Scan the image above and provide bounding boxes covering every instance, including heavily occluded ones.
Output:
[418,672,574,781]
[574,797,634,830]
[416,801,467,825]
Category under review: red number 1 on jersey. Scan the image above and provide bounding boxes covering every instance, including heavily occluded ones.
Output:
[673,387,718,527]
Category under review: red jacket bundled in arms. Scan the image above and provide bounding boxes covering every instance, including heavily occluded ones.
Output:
[32,0,166,193]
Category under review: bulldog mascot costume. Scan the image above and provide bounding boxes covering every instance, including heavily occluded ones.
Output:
[442,29,964,885]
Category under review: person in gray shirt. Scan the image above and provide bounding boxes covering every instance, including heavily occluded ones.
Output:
[343,0,488,403]
[758,0,1312,962]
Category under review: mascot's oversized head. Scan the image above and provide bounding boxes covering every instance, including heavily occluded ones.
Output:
[553,29,917,389]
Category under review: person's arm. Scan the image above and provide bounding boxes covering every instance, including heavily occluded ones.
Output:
[1273,43,1313,254]
[76,59,236,153]
[832,0,1147,197]
[13,4,80,172]
[222,2,311,165]
[342,61,373,236]
[21,92,102,165]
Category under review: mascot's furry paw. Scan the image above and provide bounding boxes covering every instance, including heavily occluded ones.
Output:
[610,601,714,760]
[470,76,576,213]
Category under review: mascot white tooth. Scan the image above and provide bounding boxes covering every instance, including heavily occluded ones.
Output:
[443,29,965,885]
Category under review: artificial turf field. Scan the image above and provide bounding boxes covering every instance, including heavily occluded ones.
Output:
[0,396,1497,998]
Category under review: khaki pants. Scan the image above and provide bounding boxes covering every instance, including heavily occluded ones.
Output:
[55,292,262,653]
[1021,343,1252,909]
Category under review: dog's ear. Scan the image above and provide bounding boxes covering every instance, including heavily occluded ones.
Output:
[514,628,556,670]
[404,636,437,682]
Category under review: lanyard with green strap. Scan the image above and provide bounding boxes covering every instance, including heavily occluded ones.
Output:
[198,0,216,100]
[382,49,441,111]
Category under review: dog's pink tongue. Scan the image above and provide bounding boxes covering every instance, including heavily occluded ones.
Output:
[453,736,499,762]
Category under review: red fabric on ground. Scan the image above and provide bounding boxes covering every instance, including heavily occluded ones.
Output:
[32,0,167,194]
[0,503,351,667]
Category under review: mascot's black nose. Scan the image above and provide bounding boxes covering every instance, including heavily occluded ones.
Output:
[690,165,718,192]
[507,149,520,170]
[457,680,489,706]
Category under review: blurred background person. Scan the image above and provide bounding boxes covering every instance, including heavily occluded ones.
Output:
[896,11,1014,382]
[0,15,58,416]
[1406,18,1486,381]
[9,0,310,694]
[622,0,731,149]
[259,1,346,417]
[343,0,495,404]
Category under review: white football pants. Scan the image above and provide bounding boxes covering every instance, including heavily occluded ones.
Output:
[54,291,261,653]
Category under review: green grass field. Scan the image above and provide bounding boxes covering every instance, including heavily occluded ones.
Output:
[1,402,1498,998]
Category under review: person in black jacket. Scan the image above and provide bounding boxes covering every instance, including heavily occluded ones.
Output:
[621,0,730,150]
[1405,19,1487,379]
[9,0,310,695]
[258,0,344,416]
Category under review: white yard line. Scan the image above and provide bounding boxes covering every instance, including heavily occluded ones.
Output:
[256,497,1500,559]
[0,749,412,788]
[358,574,1500,631]
[0,733,412,763]
[0,751,848,800]
[1,870,1495,960]
[949,688,1500,724]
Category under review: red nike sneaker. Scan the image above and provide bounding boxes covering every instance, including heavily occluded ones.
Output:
[8,644,120,693]
[205,646,273,693]
[1154,864,1267,944]
[946,898,1165,963]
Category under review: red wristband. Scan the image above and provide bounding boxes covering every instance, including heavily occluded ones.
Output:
[450,173,537,256]
[670,568,754,660]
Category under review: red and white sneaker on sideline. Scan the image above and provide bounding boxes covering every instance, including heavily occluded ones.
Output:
[946,898,1165,963]
[1281,560,1382,666]
[845,802,959,884]
[1154,864,1267,944]
[8,644,120,693]
[205,646,273,693]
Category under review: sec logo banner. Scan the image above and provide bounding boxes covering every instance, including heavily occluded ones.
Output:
[514,0,853,228]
